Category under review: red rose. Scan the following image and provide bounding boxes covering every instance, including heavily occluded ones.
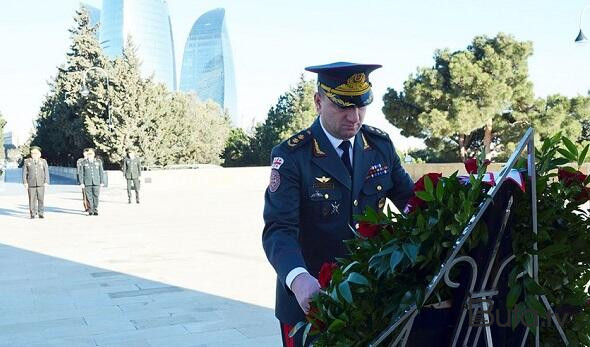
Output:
[464,158,491,174]
[578,187,590,202]
[358,222,380,238]
[405,173,443,213]
[406,196,425,213]
[415,173,443,192]
[318,262,338,288]
[557,168,587,187]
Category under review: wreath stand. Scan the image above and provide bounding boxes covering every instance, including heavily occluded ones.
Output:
[369,128,570,347]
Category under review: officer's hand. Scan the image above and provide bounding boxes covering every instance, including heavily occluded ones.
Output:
[291,272,320,314]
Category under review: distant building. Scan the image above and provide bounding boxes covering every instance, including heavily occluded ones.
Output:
[99,0,177,90]
[81,2,101,29]
[179,8,238,126]
[3,132,13,147]
[3,131,15,161]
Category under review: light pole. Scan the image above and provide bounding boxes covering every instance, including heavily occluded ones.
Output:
[81,66,113,131]
[575,3,590,43]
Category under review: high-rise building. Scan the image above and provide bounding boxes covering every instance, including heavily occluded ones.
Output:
[99,0,176,90]
[180,8,238,126]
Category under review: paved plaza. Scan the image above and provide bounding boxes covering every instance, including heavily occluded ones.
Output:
[0,167,281,347]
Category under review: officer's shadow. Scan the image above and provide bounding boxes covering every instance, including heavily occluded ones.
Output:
[0,207,29,218]
[15,204,87,216]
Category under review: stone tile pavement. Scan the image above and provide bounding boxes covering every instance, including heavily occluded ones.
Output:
[0,167,281,346]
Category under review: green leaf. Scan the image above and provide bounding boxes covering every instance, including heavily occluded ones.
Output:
[402,243,420,264]
[550,132,562,145]
[330,287,340,303]
[525,294,547,316]
[341,261,359,274]
[415,191,434,202]
[512,302,526,331]
[506,282,522,310]
[550,158,570,167]
[301,322,312,346]
[524,277,544,295]
[435,180,444,202]
[390,250,403,272]
[338,281,353,304]
[415,287,425,308]
[562,137,579,157]
[347,272,369,286]
[578,144,589,167]
[541,138,551,154]
[327,318,345,332]
[557,148,577,162]
[364,206,379,223]
[424,175,434,194]
[289,321,307,337]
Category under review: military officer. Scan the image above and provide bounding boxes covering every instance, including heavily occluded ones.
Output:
[22,146,50,219]
[78,148,105,216]
[262,62,415,346]
[121,148,142,204]
[76,149,90,212]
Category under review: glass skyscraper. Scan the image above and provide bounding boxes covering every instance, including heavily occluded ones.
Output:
[81,3,101,29]
[180,8,238,126]
[99,0,176,90]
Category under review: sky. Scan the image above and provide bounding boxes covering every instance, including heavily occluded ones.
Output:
[1,0,590,149]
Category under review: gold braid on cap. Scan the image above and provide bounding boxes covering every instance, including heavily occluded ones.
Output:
[319,73,371,96]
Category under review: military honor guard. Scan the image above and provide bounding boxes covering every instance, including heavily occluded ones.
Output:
[77,148,105,216]
[76,149,90,212]
[22,146,50,219]
[121,148,141,204]
[262,62,415,346]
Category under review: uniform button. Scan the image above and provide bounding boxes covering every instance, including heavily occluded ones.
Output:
[377,185,382,191]
[324,194,329,199]
[353,200,358,206]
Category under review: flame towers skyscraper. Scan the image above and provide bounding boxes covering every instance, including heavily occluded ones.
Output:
[99,0,177,91]
[179,8,238,126]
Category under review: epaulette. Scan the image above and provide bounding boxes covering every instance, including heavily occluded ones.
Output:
[362,124,389,139]
[283,129,313,151]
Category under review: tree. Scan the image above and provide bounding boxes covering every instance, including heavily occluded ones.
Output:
[173,98,231,165]
[222,128,256,167]
[32,7,230,168]
[32,6,107,165]
[383,33,536,161]
[221,76,317,166]
[0,111,6,161]
[247,76,317,166]
[83,37,147,165]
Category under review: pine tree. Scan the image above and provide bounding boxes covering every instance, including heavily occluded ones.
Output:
[83,37,146,165]
[383,33,535,161]
[32,6,108,165]
[251,76,317,165]
[0,111,6,161]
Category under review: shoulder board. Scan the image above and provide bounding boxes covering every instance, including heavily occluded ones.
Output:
[283,129,313,151]
[362,124,389,139]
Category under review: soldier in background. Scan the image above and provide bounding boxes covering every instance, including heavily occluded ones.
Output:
[121,148,141,204]
[78,148,105,216]
[76,149,90,212]
[22,146,50,219]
